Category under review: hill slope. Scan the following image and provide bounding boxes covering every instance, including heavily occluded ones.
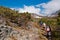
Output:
[0,6,48,40]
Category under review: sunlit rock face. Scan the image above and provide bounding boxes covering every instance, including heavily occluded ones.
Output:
[0,25,12,40]
[0,23,48,40]
[0,17,47,40]
[0,26,37,40]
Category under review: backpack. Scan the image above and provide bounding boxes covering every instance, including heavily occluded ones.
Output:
[40,21,43,25]
[46,27,50,31]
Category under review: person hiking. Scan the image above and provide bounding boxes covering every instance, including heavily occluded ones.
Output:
[46,26,52,40]
[40,21,43,27]
[42,22,47,36]
[43,22,46,30]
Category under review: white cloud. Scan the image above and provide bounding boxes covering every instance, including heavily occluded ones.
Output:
[10,5,44,16]
[17,5,41,15]
[10,0,60,16]
[36,0,60,15]
[10,8,15,10]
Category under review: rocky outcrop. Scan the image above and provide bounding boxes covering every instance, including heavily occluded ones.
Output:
[0,22,47,40]
[0,16,48,40]
[0,25,47,40]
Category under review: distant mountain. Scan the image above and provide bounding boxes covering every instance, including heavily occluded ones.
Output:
[50,10,60,17]
[31,13,46,18]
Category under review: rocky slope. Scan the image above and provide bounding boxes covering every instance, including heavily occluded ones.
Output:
[0,6,48,40]
[0,16,48,40]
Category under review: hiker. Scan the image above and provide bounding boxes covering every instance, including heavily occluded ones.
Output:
[40,21,43,27]
[43,22,46,30]
[46,26,52,40]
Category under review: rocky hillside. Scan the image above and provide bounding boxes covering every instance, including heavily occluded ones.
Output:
[0,6,48,40]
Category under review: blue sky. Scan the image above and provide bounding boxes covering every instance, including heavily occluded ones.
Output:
[0,0,60,16]
[0,0,50,8]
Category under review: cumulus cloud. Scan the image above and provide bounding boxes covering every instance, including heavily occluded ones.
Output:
[18,5,41,15]
[10,5,42,15]
[36,0,60,15]
[11,0,60,16]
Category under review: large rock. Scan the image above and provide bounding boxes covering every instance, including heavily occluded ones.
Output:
[0,19,48,40]
[4,27,47,40]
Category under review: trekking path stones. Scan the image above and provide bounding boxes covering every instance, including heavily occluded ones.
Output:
[0,17,48,40]
[0,25,48,40]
